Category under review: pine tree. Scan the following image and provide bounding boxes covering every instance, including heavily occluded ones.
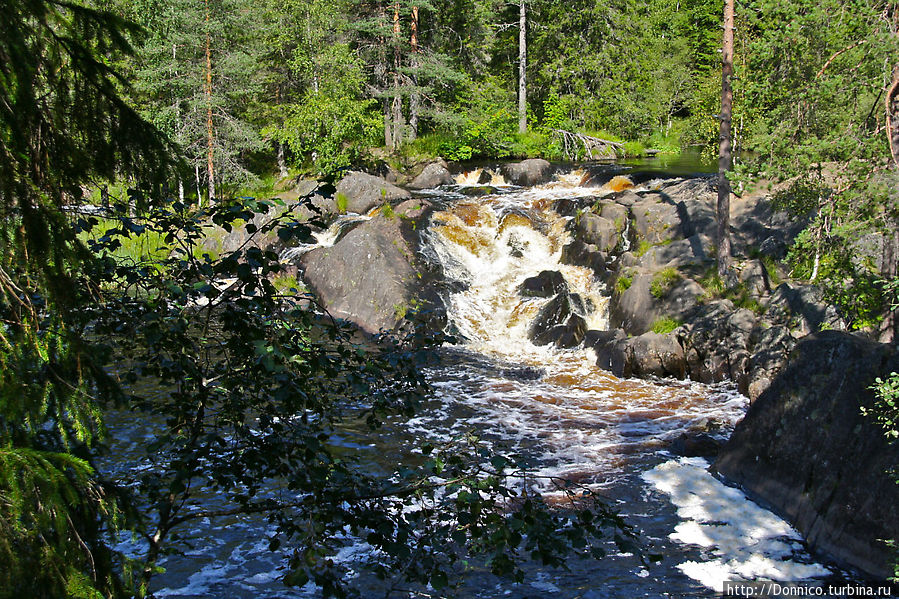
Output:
[0,1,174,595]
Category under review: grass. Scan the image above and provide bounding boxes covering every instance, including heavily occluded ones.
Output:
[635,240,652,257]
[698,266,767,315]
[615,275,633,293]
[336,192,349,213]
[651,316,682,334]
[650,267,681,299]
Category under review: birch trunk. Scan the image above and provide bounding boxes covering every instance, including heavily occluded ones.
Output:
[518,0,527,134]
[204,0,216,203]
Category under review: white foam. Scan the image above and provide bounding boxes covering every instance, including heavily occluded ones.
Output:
[642,457,831,592]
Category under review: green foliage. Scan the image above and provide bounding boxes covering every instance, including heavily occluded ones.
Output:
[622,141,646,158]
[615,275,633,294]
[268,44,381,176]
[651,317,682,334]
[650,268,681,299]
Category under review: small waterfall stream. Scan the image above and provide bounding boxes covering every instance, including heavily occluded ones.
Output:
[132,168,837,598]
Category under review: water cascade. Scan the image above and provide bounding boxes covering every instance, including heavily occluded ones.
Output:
[139,169,836,598]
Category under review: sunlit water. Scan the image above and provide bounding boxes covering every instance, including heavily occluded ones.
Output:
[107,165,838,598]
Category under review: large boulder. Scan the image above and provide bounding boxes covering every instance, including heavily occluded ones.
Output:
[714,332,899,580]
[299,199,444,335]
[501,159,553,186]
[560,240,608,277]
[630,197,684,245]
[336,171,410,214]
[636,235,709,271]
[409,162,453,190]
[603,332,686,379]
[574,213,620,253]
[529,292,590,348]
[677,301,759,390]
[518,270,569,298]
[609,273,704,335]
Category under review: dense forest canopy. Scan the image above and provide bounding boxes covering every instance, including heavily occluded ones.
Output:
[1,0,898,596]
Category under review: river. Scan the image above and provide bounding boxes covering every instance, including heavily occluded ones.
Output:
[109,162,837,598]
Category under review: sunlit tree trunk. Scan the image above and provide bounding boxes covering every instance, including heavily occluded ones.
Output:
[518,0,527,134]
[717,0,734,278]
[391,1,404,150]
[884,61,899,342]
[204,0,216,204]
[409,4,420,141]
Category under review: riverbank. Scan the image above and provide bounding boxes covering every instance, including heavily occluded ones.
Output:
[267,161,897,584]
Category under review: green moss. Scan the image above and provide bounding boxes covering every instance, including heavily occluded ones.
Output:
[272,273,303,294]
[650,267,681,299]
[651,316,681,334]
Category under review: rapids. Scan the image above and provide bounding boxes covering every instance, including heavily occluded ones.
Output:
[121,167,838,598]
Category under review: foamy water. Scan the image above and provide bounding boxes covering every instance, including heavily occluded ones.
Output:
[139,168,832,597]
[417,171,831,592]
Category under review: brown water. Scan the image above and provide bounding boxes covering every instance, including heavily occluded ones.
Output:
[107,167,835,598]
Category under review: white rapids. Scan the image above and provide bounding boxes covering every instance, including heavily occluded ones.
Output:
[417,170,833,593]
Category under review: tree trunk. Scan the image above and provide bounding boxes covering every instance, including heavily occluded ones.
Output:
[884,63,899,343]
[277,142,289,179]
[204,0,215,204]
[408,5,419,141]
[717,0,734,278]
[391,1,404,150]
[887,65,899,168]
[518,0,527,134]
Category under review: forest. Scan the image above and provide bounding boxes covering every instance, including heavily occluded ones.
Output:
[1,0,898,597]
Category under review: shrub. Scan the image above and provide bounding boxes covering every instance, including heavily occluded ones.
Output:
[615,275,632,293]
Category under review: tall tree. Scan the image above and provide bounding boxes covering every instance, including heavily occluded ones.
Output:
[518,0,527,133]
[717,0,734,277]
[119,0,267,200]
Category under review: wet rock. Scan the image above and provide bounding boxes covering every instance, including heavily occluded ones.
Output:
[668,432,723,457]
[574,213,619,253]
[458,185,498,197]
[501,158,553,186]
[560,240,608,276]
[519,270,569,298]
[552,196,596,217]
[336,171,410,214]
[409,162,453,189]
[714,331,899,580]
[300,199,444,335]
[605,332,686,379]
[529,292,589,348]
[585,328,626,370]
